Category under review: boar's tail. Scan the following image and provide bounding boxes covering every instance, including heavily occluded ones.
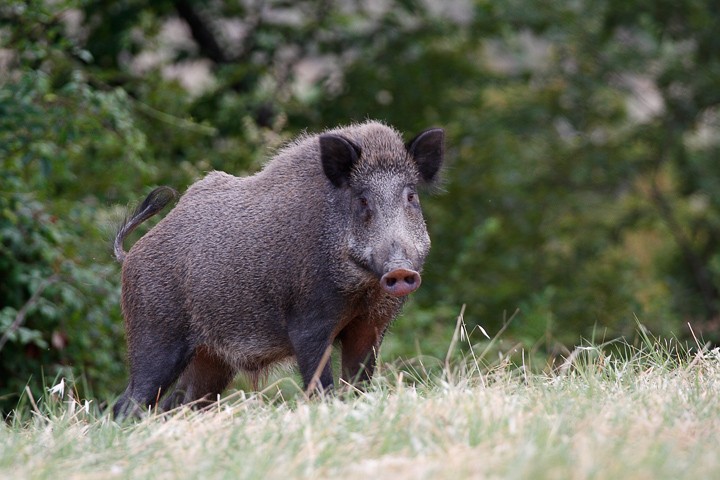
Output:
[114,186,178,264]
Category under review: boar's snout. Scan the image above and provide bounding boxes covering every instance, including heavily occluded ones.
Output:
[380,268,421,297]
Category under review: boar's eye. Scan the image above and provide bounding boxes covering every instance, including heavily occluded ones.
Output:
[406,187,419,205]
[358,196,372,222]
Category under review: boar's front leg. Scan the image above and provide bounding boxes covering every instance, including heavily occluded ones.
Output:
[338,318,384,386]
[287,314,336,393]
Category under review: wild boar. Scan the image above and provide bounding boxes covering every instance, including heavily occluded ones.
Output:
[112,121,443,417]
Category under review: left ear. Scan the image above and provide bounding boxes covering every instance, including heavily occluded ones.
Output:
[406,128,444,184]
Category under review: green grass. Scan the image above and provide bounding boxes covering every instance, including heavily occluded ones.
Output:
[2,327,720,479]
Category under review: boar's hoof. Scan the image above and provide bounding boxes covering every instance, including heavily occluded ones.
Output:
[381,268,421,297]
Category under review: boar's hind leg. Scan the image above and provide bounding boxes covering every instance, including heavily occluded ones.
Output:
[339,319,383,386]
[113,339,193,419]
[160,346,235,411]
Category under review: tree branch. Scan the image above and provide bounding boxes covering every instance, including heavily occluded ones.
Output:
[649,176,719,319]
[173,0,228,64]
[0,275,60,352]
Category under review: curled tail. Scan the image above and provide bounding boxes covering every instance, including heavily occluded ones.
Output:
[114,186,178,263]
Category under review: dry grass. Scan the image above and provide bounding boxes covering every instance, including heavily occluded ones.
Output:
[3,333,720,480]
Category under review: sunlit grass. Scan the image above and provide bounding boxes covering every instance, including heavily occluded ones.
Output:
[3,316,720,479]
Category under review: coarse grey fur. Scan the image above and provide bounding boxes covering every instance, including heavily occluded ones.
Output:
[112,120,444,418]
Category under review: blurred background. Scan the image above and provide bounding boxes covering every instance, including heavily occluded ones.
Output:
[2,0,719,411]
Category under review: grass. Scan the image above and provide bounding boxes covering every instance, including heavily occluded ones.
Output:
[2,321,720,479]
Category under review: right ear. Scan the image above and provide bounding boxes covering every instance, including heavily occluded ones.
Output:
[320,134,362,188]
[406,128,444,184]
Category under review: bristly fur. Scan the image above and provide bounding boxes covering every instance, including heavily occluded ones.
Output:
[114,186,178,263]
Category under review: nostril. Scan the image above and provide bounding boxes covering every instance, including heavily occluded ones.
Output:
[405,275,416,285]
[385,277,397,287]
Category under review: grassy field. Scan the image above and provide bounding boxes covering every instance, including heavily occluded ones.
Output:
[2,328,720,480]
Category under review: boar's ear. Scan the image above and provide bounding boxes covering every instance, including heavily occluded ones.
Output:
[320,134,362,188]
[406,128,444,184]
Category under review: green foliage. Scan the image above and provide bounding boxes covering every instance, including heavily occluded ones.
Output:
[0,0,153,412]
[2,0,720,412]
[0,185,126,412]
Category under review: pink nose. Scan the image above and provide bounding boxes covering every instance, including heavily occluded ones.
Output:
[380,268,422,297]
